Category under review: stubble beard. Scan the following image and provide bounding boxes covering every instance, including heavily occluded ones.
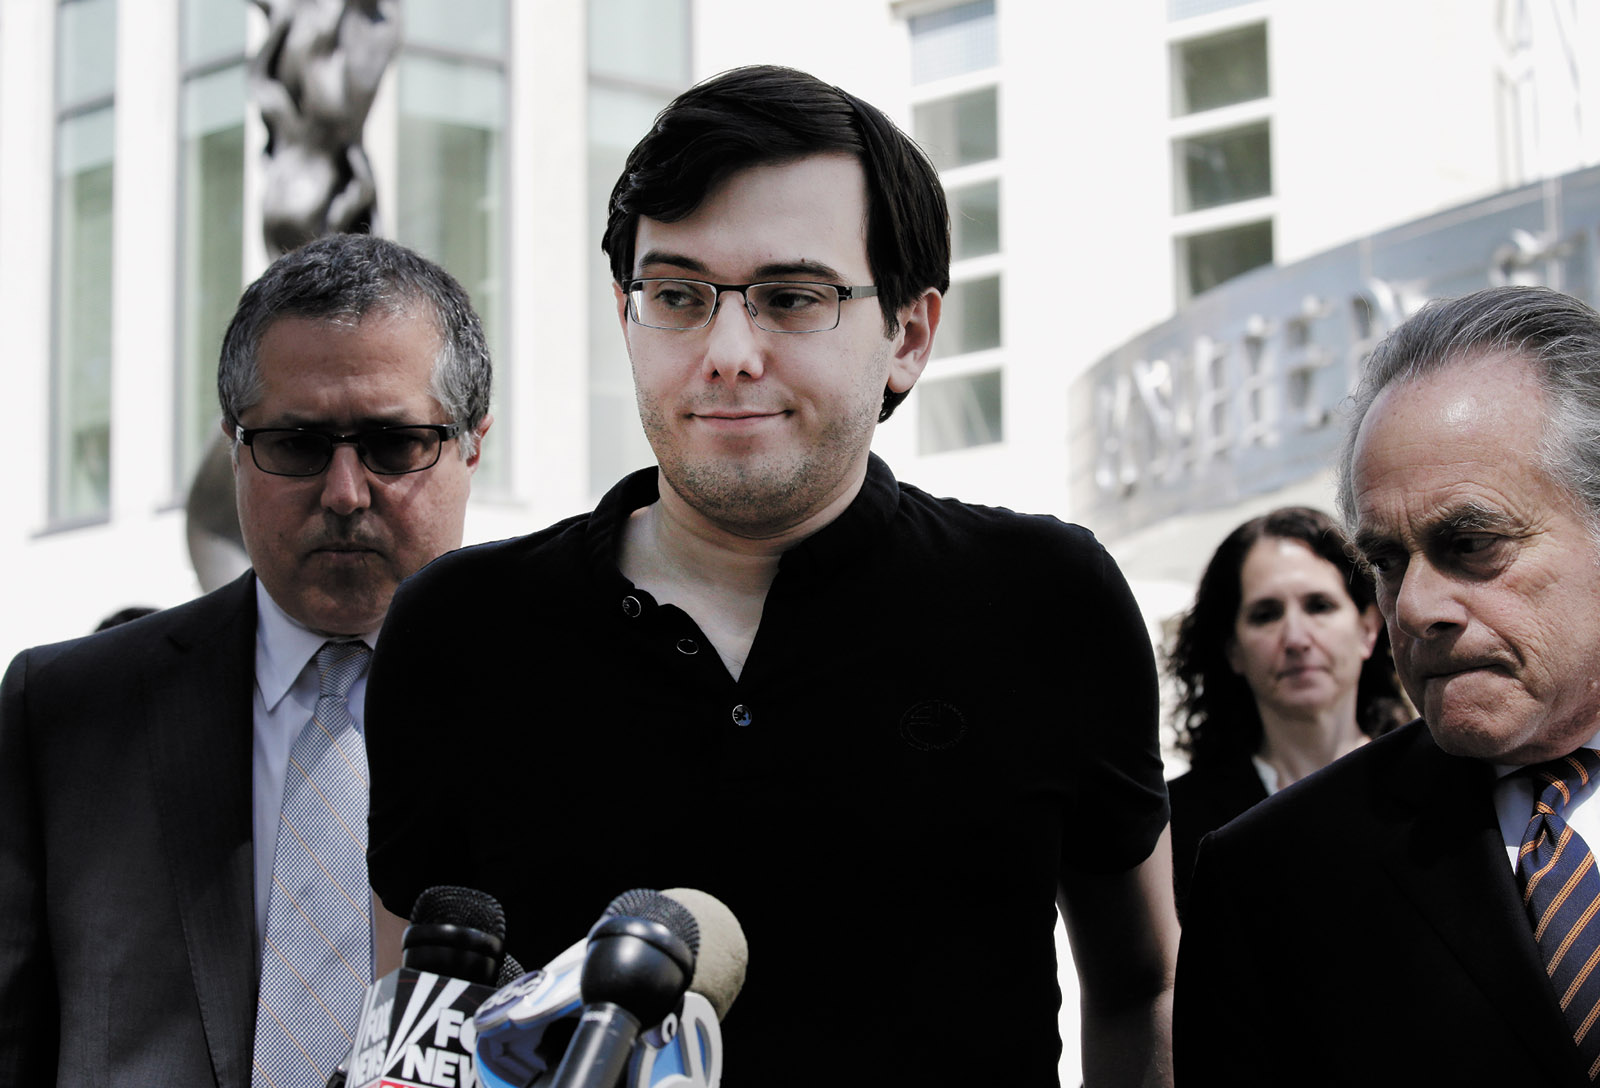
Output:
[642,392,885,537]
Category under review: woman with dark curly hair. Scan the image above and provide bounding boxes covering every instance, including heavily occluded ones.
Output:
[1167,506,1409,915]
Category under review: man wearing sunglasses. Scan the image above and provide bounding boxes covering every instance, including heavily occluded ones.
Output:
[366,66,1174,1086]
[0,233,491,1088]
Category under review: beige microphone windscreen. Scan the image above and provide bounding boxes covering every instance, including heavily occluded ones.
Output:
[661,888,749,1021]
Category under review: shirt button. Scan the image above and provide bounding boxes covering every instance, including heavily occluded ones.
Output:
[731,704,752,727]
[676,638,699,655]
[621,596,642,618]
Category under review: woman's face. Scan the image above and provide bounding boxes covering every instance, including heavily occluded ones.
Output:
[1227,536,1383,720]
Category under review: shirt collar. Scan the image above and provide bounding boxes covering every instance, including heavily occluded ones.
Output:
[1493,726,1600,780]
[585,453,900,589]
[253,580,379,712]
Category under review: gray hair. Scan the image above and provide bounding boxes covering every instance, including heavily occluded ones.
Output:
[217,232,492,459]
[1336,285,1600,536]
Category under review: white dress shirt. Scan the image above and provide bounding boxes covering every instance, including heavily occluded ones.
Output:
[250,581,377,941]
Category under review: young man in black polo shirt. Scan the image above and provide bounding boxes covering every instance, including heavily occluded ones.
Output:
[367,65,1176,1086]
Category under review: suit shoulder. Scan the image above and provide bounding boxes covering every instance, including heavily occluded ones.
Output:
[1208,720,1435,847]
[4,575,254,731]
[8,575,252,678]
[386,514,595,631]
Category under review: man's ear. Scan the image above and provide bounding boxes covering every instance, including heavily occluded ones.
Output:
[887,288,942,395]
[613,281,631,336]
[221,418,240,469]
[465,413,494,471]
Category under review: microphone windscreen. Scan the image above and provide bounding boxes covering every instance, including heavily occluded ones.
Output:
[661,888,748,1021]
[601,888,701,957]
[497,952,527,986]
[410,885,507,940]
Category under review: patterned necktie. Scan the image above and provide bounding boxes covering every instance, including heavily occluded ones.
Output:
[1518,746,1600,1082]
[252,641,373,1088]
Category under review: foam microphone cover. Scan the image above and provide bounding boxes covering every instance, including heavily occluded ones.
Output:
[660,888,748,1021]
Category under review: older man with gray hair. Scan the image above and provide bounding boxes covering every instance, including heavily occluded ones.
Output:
[1178,285,1600,1086]
[0,232,491,1088]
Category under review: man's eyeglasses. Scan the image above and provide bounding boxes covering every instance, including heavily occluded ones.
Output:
[624,278,878,333]
[235,423,461,477]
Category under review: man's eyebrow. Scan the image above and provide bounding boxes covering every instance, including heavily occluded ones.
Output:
[751,259,849,282]
[633,252,850,284]
[1433,500,1517,535]
[1350,527,1391,558]
[635,250,708,276]
[268,411,418,430]
[1352,501,1517,556]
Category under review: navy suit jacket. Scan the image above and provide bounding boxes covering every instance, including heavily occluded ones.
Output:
[0,574,259,1088]
[1176,719,1593,1085]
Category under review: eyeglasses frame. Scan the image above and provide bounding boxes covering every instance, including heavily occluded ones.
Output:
[623,277,879,333]
[234,422,462,477]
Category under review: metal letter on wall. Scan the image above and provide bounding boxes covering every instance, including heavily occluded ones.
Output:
[1070,162,1600,543]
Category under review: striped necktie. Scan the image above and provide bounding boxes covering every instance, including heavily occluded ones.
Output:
[1518,746,1600,1082]
[252,640,373,1088]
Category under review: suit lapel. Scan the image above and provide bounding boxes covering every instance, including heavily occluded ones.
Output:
[144,574,259,1088]
[1375,728,1588,1084]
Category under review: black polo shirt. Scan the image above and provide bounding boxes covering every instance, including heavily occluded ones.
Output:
[368,454,1167,1085]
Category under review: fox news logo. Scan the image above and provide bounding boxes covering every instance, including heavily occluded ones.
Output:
[347,970,491,1088]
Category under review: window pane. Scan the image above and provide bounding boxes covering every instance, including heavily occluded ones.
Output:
[918,369,1002,454]
[405,0,507,56]
[1173,24,1267,116]
[910,0,997,84]
[1176,121,1271,212]
[181,0,246,66]
[398,55,506,489]
[58,0,117,105]
[588,0,691,84]
[177,65,246,491]
[588,84,671,494]
[1182,219,1273,298]
[54,106,116,521]
[949,179,1000,260]
[914,86,998,171]
[933,275,1001,359]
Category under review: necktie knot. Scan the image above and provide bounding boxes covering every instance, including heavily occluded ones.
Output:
[1528,748,1600,819]
[315,640,369,700]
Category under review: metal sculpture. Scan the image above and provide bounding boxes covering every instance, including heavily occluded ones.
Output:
[250,0,400,257]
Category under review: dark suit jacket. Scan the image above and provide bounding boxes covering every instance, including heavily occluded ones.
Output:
[1176,719,1592,1085]
[1168,755,1268,919]
[0,574,259,1088]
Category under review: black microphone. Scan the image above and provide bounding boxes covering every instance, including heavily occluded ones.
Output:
[341,885,511,1088]
[549,889,701,1088]
[472,888,748,1088]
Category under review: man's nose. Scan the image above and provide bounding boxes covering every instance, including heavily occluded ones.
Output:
[1391,559,1465,640]
[319,443,372,516]
[700,289,766,384]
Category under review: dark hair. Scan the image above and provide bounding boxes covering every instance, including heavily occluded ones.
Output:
[218,232,492,458]
[602,64,951,422]
[1169,506,1408,765]
[1338,285,1600,534]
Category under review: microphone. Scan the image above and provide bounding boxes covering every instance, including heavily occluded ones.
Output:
[550,888,698,1088]
[340,885,512,1088]
[473,889,748,1088]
